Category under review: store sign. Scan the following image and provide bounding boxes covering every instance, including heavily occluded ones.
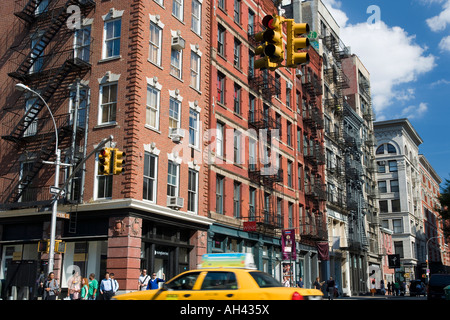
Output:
[155,250,169,257]
[388,254,401,269]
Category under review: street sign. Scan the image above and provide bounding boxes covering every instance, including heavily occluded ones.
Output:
[56,212,70,219]
[49,186,65,196]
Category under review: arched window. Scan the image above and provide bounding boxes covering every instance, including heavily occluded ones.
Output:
[387,143,396,154]
[376,145,384,154]
[376,143,397,155]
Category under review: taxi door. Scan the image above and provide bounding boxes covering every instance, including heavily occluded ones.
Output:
[153,271,202,300]
[187,271,241,300]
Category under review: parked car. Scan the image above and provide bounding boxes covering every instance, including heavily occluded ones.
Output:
[409,280,426,297]
[427,274,450,300]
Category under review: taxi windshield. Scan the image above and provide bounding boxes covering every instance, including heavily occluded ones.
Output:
[249,272,283,288]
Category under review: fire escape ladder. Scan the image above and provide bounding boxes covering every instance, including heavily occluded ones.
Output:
[1,116,71,205]
[14,0,50,24]
[3,58,88,143]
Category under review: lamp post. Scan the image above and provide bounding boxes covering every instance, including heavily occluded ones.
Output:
[15,83,62,274]
[426,235,442,284]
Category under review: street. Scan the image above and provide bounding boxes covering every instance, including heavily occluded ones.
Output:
[335,294,427,301]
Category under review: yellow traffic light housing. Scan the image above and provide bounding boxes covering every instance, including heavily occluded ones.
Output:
[262,15,285,64]
[253,14,285,71]
[98,147,112,175]
[113,148,125,175]
[55,240,66,254]
[286,20,310,67]
[38,240,50,253]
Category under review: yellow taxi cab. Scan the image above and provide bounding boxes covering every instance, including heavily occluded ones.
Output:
[113,253,323,300]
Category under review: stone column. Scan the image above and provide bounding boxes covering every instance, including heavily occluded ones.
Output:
[107,216,142,293]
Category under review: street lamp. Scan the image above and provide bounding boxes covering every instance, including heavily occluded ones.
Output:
[426,235,442,283]
[15,83,61,274]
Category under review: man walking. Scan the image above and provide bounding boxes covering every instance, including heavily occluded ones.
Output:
[100,272,117,300]
[326,277,335,300]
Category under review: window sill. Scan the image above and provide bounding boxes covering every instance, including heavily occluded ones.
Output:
[94,122,118,129]
[98,55,122,63]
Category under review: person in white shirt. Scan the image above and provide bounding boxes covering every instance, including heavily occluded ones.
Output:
[138,269,150,290]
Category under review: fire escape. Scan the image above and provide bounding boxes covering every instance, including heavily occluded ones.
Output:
[0,0,95,209]
[244,23,284,233]
[298,59,327,242]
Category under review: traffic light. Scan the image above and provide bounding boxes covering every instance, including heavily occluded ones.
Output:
[38,240,49,253]
[286,20,310,67]
[98,147,112,175]
[253,14,285,71]
[55,240,66,254]
[112,148,125,175]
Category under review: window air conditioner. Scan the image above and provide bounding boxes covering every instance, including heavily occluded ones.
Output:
[167,196,184,210]
[169,128,185,142]
[171,36,185,50]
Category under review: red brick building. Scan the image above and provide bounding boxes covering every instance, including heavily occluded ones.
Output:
[0,0,327,297]
[207,0,327,286]
[0,0,213,296]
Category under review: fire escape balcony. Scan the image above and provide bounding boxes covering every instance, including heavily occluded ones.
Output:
[300,213,327,241]
[247,209,283,230]
[248,69,281,101]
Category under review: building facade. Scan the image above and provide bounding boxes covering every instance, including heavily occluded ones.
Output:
[374,119,424,281]
[0,0,214,297]
[208,0,327,288]
[419,154,449,273]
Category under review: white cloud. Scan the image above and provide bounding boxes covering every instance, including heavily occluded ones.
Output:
[426,0,450,31]
[439,35,450,51]
[321,1,436,119]
[399,103,429,119]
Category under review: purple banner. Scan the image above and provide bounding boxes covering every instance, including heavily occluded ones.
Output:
[282,229,296,260]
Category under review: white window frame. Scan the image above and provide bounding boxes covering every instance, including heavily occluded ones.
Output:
[74,25,91,62]
[190,51,201,91]
[169,97,181,130]
[189,108,200,148]
[216,122,224,157]
[167,160,179,197]
[103,18,122,59]
[146,84,160,130]
[188,168,198,214]
[143,152,158,202]
[149,22,163,66]
[98,82,118,125]
[191,0,202,35]
[172,0,184,21]
[170,48,182,79]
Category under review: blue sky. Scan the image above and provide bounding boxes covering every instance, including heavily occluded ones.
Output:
[322,0,450,186]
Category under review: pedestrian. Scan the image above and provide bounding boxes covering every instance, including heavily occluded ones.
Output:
[100,272,115,300]
[380,280,386,295]
[370,279,376,296]
[138,269,150,291]
[283,276,290,287]
[394,280,400,296]
[36,270,46,300]
[296,277,304,288]
[147,272,165,290]
[313,277,325,291]
[110,273,119,296]
[67,270,81,300]
[326,277,335,300]
[80,277,89,300]
[43,272,60,300]
[88,273,98,300]
[387,282,392,295]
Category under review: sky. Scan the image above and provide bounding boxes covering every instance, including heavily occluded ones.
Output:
[321,0,450,187]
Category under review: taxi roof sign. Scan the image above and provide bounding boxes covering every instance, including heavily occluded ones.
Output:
[200,253,257,270]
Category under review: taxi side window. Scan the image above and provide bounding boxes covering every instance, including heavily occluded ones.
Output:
[201,272,238,290]
[166,272,201,290]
